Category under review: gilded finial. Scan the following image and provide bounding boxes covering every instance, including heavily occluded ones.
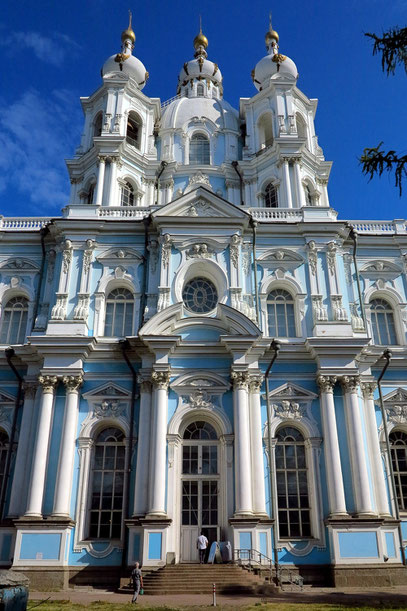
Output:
[194,15,208,51]
[265,10,279,44]
[121,9,136,44]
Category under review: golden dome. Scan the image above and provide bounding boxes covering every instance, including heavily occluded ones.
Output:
[265,28,279,43]
[194,31,208,50]
[121,28,136,44]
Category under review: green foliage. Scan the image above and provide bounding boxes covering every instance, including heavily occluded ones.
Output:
[360,27,407,194]
[365,27,407,76]
[360,142,407,196]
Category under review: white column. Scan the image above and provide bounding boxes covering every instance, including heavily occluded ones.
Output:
[317,375,348,517]
[95,156,106,206]
[133,374,152,516]
[52,375,83,517]
[294,159,306,208]
[25,375,58,517]
[361,382,390,516]
[340,376,374,516]
[249,374,267,516]
[231,370,253,515]
[108,157,118,206]
[283,159,293,208]
[8,382,38,517]
[147,369,170,516]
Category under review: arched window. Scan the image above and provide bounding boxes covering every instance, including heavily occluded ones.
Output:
[370,298,397,345]
[275,426,311,538]
[86,183,95,205]
[264,183,278,208]
[197,83,204,97]
[190,133,210,165]
[182,277,218,314]
[104,288,134,337]
[296,113,307,145]
[0,431,9,486]
[88,427,125,539]
[0,296,29,344]
[258,114,274,150]
[305,185,313,206]
[94,112,103,138]
[389,430,407,511]
[267,289,295,337]
[126,113,142,149]
[120,181,135,207]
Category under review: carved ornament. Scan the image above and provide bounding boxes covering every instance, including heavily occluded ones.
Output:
[63,375,84,393]
[340,376,360,394]
[316,375,337,394]
[231,370,249,390]
[151,370,171,390]
[38,375,58,393]
[273,400,305,420]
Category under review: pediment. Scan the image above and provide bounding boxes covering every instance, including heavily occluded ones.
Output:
[258,249,303,270]
[0,390,16,404]
[267,382,318,401]
[96,247,143,264]
[361,260,401,275]
[0,258,39,272]
[153,186,249,221]
[83,382,131,399]
[382,387,407,404]
[139,302,260,338]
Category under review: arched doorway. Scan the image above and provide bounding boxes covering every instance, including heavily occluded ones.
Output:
[180,421,220,562]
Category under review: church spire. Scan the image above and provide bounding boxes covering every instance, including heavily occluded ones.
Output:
[265,12,279,54]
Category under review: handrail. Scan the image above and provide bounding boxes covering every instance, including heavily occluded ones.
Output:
[234,548,304,590]
[234,548,274,568]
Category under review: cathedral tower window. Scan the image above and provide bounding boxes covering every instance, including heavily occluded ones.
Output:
[257,113,274,150]
[126,112,142,149]
[93,112,103,138]
[266,289,295,337]
[389,430,407,511]
[86,183,95,205]
[275,426,311,538]
[0,296,29,344]
[369,298,397,345]
[296,113,308,148]
[121,181,135,207]
[182,277,218,313]
[104,288,134,337]
[88,427,125,539]
[305,184,313,206]
[189,133,210,165]
[197,83,204,97]
[264,183,278,208]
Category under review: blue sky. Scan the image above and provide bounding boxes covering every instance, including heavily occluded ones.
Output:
[0,0,406,220]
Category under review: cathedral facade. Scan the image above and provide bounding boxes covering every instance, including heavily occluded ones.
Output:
[0,18,406,589]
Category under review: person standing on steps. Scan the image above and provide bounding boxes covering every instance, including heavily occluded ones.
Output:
[131,561,143,603]
[197,532,208,564]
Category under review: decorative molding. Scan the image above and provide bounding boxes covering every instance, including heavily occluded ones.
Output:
[186,243,213,259]
[331,295,348,321]
[62,375,83,393]
[148,240,159,273]
[231,370,249,390]
[326,241,337,275]
[38,375,58,393]
[360,381,376,399]
[151,370,171,390]
[161,234,172,268]
[307,241,318,276]
[340,375,360,394]
[230,234,241,269]
[94,399,126,419]
[312,295,328,322]
[272,400,305,420]
[316,375,337,394]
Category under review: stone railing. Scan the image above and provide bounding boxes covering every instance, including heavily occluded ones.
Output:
[97,207,150,219]
[161,94,181,109]
[248,208,303,222]
[0,217,51,231]
[348,220,406,234]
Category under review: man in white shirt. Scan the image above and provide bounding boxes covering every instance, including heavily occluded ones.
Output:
[197,532,209,564]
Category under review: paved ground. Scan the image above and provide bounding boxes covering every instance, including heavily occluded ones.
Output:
[29,585,407,608]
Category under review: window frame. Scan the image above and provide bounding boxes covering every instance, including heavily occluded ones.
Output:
[369,298,398,346]
[120,181,135,207]
[189,132,210,166]
[104,287,135,338]
[264,182,278,208]
[126,112,142,149]
[266,288,296,338]
[0,295,29,345]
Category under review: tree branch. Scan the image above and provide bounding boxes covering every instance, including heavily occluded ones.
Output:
[360,143,407,196]
[365,27,407,76]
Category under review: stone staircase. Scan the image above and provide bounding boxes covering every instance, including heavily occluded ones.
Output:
[120,563,271,595]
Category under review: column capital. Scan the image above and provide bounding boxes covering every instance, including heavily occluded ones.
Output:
[62,374,84,393]
[23,381,38,399]
[231,369,249,390]
[316,375,337,394]
[38,375,58,393]
[360,381,376,399]
[248,372,263,393]
[151,369,171,390]
[138,370,153,392]
[340,375,360,394]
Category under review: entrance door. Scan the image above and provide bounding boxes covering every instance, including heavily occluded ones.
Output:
[180,421,220,563]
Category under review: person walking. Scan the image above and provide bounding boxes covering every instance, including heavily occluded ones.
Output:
[197,532,208,564]
[131,561,143,603]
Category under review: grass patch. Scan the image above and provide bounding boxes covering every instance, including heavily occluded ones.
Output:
[26,603,407,611]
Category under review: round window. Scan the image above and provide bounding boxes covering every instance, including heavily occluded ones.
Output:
[182,277,218,313]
